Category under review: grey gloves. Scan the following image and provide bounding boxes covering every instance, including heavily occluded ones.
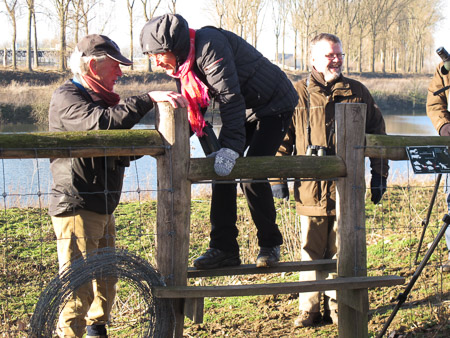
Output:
[271,184,289,201]
[208,148,239,176]
[370,173,387,204]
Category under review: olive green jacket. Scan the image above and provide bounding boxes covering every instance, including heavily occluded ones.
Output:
[276,73,389,216]
[426,62,450,134]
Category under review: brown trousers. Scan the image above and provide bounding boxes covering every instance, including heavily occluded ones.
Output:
[299,215,338,313]
[52,209,117,337]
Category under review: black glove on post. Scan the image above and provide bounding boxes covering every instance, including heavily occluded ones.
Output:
[271,184,289,201]
[370,173,387,204]
[440,123,450,136]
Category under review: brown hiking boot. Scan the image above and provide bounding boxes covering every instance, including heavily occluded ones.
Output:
[294,311,322,327]
[441,259,450,273]
[323,309,338,325]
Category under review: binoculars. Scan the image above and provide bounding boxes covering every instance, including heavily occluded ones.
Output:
[437,46,450,74]
[306,145,326,156]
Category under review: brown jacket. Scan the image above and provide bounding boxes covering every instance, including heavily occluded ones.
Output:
[276,72,389,216]
[426,62,450,134]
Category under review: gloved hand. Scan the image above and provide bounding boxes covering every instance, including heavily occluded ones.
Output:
[271,184,289,201]
[208,148,239,176]
[370,173,387,204]
[440,123,450,136]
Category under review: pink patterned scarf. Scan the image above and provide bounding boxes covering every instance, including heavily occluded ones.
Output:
[169,29,209,136]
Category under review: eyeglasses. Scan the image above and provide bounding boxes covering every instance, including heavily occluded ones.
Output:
[325,53,345,60]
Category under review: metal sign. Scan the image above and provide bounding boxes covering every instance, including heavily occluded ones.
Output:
[406,146,450,174]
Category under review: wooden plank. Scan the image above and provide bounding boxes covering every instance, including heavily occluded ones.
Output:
[339,289,369,313]
[0,129,165,158]
[335,103,369,338]
[365,134,450,161]
[184,298,204,324]
[155,103,191,337]
[188,155,346,182]
[187,259,337,278]
[152,275,404,299]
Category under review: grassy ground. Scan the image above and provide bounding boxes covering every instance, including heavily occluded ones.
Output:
[0,180,449,337]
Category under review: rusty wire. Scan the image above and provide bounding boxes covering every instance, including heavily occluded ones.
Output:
[29,248,171,337]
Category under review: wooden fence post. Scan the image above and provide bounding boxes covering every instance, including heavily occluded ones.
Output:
[335,103,368,337]
[155,103,191,337]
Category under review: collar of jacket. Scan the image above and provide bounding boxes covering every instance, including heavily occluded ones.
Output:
[308,72,353,99]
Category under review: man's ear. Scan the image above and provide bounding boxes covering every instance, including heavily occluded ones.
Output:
[87,58,97,76]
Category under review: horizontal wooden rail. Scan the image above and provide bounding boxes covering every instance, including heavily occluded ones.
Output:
[188,155,347,182]
[153,275,404,298]
[187,259,336,278]
[0,129,165,158]
[365,134,450,161]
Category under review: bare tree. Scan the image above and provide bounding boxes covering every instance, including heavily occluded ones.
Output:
[141,0,162,21]
[272,1,282,64]
[25,0,35,71]
[32,2,38,67]
[3,0,19,70]
[127,0,136,70]
[51,0,72,71]
[342,0,361,73]
[292,0,319,71]
[248,0,266,48]
[167,0,176,13]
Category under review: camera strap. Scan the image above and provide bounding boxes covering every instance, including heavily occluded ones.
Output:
[306,75,312,147]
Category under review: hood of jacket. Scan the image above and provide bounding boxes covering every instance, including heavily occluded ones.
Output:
[140,13,190,66]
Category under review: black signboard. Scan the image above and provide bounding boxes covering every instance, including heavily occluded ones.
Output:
[406,146,450,174]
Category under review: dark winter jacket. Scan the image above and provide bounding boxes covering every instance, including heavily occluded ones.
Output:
[140,14,299,154]
[276,71,389,216]
[48,80,154,216]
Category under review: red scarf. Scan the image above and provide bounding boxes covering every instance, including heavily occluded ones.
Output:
[169,29,209,136]
[82,74,120,106]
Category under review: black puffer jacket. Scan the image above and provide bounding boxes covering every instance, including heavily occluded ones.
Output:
[48,80,154,216]
[140,14,299,153]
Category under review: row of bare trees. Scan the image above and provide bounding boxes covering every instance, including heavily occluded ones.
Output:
[205,0,442,73]
[1,0,443,73]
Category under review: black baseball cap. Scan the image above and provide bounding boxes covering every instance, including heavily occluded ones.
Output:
[77,34,132,65]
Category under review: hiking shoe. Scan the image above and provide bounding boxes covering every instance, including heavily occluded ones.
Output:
[86,324,107,337]
[256,246,280,267]
[193,248,241,269]
[294,311,322,327]
[323,309,338,325]
[441,259,450,273]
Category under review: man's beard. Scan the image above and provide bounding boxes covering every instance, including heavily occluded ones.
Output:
[323,66,342,83]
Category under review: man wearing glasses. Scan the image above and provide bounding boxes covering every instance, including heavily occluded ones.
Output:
[271,33,389,328]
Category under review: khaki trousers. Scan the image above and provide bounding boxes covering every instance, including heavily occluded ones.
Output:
[299,215,338,313]
[52,209,117,337]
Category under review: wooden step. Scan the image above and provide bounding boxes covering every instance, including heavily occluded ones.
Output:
[153,275,405,299]
[187,259,336,278]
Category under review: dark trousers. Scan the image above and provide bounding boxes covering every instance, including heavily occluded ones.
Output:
[209,111,293,253]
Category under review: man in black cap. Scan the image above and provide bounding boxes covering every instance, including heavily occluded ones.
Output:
[140,14,299,270]
[49,34,187,338]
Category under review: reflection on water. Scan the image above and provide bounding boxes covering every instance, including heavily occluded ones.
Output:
[0,113,443,207]
[384,114,437,136]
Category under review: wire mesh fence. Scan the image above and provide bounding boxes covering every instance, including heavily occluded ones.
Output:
[0,139,449,337]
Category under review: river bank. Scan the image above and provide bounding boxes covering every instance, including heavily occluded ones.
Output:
[0,69,431,125]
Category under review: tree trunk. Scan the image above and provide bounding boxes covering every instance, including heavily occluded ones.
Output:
[33,10,38,68]
[129,10,134,70]
[12,17,17,70]
[59,19,66,71]
[371,34,376,73]
[27,6,33,71]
